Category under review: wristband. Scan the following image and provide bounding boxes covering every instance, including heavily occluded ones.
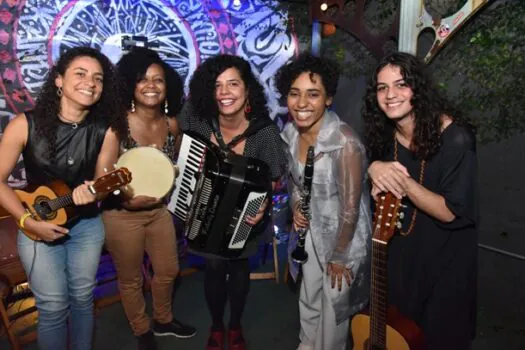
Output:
[18,212,32,229]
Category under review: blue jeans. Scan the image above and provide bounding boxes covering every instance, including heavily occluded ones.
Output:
[17,216,105,350]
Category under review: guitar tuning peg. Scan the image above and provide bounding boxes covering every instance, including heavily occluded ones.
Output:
[103,167,108,173]
[401,204,408,208]
[399,212,405,219]
[113,189,121,195]
[396,221,402,229]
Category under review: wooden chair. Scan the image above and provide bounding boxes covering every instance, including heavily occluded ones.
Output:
[250,237,280,283]
[0,218,36,350]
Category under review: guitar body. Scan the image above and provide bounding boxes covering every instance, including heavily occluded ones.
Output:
[0,168,132,241]
[351,307,425,350]
[17,181,74,225]
[0,181,77,240]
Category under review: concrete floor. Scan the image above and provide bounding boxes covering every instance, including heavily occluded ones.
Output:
[1,241,525,349]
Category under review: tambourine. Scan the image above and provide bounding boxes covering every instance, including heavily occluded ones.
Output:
[116,146,178,198]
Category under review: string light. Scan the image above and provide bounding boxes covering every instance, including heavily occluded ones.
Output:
[320,2,328,11]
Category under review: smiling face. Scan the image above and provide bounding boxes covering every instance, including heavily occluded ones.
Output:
[376,64,415,122]
[287,71,332,132]
[133,63,166,110]
[215,67,248,120]
[55,55,104,109]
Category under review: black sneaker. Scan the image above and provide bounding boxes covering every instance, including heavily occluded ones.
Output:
[153,318,197,338]
[137,330,157,350]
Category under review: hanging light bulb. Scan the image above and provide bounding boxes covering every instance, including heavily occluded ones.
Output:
[233,0,241,7]
[320,2,328,11]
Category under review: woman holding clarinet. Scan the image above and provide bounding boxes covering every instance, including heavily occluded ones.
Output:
[277,53,372,350]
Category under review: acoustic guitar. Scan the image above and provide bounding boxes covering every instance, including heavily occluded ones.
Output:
[351,192,425,349]
[0,168,131,240]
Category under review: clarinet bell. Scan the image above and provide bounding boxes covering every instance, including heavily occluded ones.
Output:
[291,248,309,264]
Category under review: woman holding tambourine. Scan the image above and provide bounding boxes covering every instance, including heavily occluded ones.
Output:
[101,47,195,350]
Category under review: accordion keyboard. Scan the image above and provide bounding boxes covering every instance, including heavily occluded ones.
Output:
[168,134,207,221]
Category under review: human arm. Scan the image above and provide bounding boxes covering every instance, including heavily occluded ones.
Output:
[368,127,476,224]
[246,125,288,225]
[0,114,68,241]
[327,138,365,290]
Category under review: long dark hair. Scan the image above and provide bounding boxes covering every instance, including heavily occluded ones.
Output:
[33,46,127,161]
[363,51,474,160]
[189,54,269,122]
[117,47,184,116]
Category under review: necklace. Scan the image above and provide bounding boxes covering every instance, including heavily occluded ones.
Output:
[394,135,426,236]
[58,114,82,129]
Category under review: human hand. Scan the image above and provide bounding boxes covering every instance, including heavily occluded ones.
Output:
[246,198,268,225]
[292,203,309,231]
[72,181,97,205]
[25,218,68,242]
[368,161,410,199]
[327,262,353,291]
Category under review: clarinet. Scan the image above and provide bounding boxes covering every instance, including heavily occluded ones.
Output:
[291,145,315,264]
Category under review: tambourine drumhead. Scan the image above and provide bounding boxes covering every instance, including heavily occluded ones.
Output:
[116,147,175,198]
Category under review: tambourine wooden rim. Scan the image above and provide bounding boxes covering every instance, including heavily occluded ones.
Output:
[116,146,175,198]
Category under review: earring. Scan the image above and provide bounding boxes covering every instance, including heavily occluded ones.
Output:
[244,100,252,114]
[164,100,168,114]
[131,100,135,113]
[57,87,63,97]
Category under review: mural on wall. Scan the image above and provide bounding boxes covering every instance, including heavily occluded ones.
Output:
[0,0,297,187]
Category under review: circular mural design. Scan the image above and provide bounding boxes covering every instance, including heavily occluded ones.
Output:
[1,0,296,185]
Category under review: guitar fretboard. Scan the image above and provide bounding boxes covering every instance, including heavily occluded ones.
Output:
[370,238,388,347]
[48,194,74,212]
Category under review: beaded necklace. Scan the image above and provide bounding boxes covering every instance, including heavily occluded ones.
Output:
[394,135,426,236]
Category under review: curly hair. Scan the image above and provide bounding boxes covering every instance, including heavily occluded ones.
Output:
[117,47,184,116]
[188,54,269,122]
[275,52,340,98]
[363,51,474,161]
[33,46,127,162]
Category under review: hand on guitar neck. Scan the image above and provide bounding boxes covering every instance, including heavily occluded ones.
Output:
[0,168,132,242]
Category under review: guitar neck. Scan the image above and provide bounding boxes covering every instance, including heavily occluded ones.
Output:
[47,193,75,212]
[370,238,388,346]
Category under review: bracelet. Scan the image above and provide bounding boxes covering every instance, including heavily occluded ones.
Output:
[18,212,32,229]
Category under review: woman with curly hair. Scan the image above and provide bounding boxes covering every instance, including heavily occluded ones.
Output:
[180,54,286,350]
[276,53,371,350]
[102,47,195,350]
[363,51,478,349]
[0,46,127,350]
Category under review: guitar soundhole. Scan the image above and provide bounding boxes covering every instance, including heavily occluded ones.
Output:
[34,196,57,220]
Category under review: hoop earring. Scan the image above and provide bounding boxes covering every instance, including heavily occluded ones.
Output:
[57,87,63,97]
[244,100,251,114]
[164,100,168,114]
[131,100,135,113]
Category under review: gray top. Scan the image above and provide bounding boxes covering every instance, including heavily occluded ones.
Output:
[281,110,372,324]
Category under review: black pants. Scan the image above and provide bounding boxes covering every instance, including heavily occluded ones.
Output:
[204,258,250,330]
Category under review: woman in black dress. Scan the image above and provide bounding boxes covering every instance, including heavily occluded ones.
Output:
[362,52,478,349]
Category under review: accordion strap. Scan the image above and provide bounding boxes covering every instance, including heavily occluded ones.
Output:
[210,116,273,154]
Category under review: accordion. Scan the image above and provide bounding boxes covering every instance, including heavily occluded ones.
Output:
[168,132,272,258]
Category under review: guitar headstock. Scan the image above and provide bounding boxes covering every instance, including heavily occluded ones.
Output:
[372,192,404,243]
[92,167,132,194]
